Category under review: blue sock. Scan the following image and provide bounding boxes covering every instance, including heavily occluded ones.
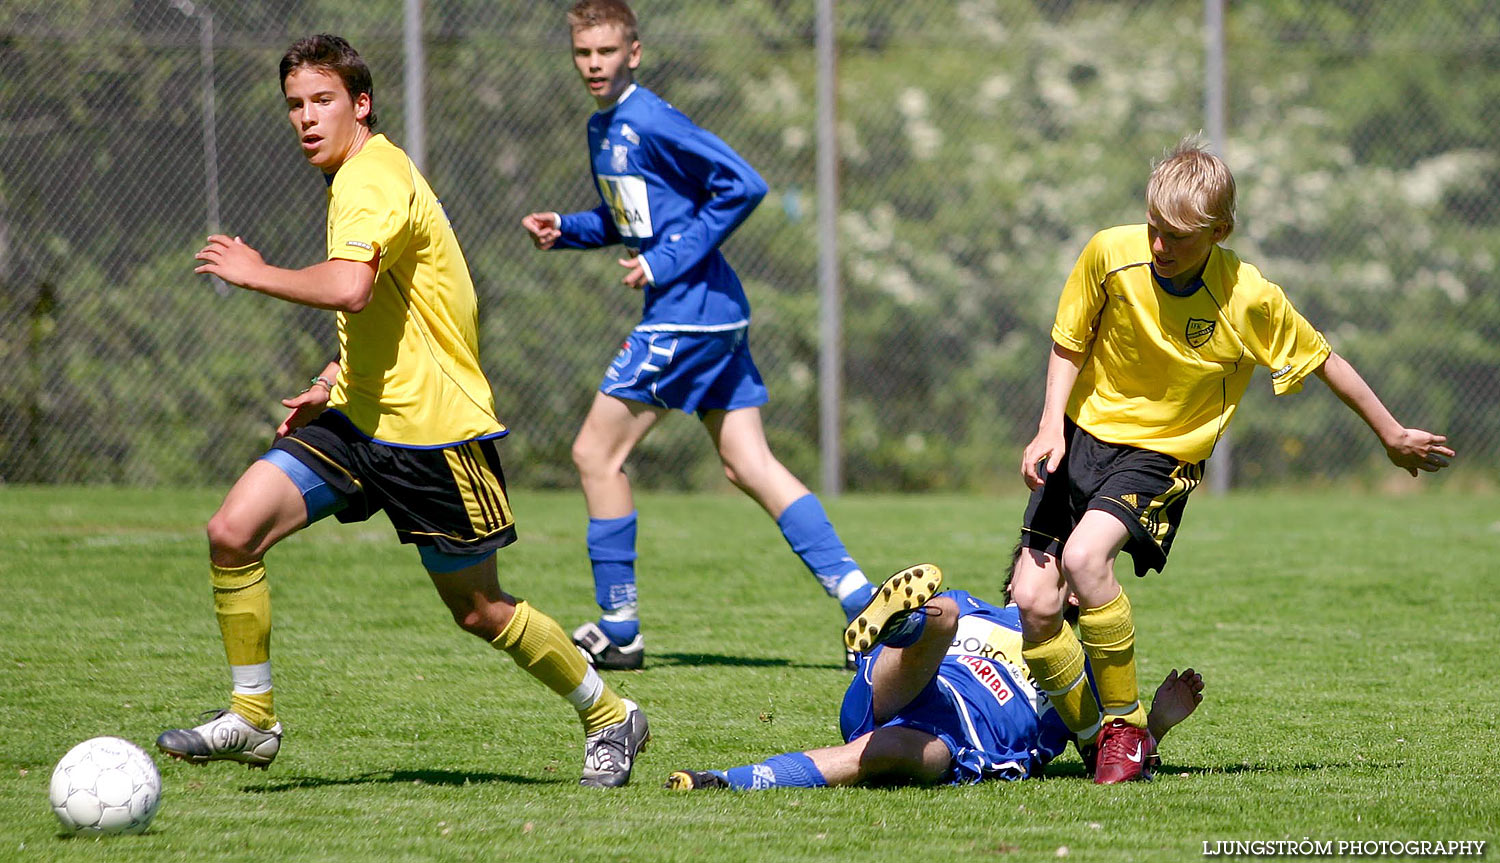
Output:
[588,513,638,645]
[722,752,827,790]
[777,494,861,596]
[840,582,877,621]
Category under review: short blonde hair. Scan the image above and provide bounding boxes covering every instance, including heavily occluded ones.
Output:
[1146,136,1236,236]
[568,0,638,43]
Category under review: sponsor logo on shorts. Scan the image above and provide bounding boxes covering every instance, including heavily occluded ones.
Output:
[1186,317,1216,348]
[1270,363,1294,380]
[345,240,373,251]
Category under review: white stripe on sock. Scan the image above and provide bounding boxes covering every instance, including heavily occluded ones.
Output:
[833,570,870,601]
[566,668,604,711]
[230,662,273,695]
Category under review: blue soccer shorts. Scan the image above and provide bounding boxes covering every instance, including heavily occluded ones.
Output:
[599,327,769,415]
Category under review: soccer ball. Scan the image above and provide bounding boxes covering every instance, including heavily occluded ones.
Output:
[48,737,162,835]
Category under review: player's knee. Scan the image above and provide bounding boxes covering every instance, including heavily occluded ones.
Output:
[449,604,495,640]
[571,438,615,479]
[205,511,259,566]
[1011,577,1065,621]
[1058,542,1112,585]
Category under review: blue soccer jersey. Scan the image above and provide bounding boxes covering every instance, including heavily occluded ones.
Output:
[554,84,767,332]
[840,591,1073,782]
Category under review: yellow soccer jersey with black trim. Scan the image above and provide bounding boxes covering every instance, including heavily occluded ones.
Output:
[324,134,504,447]
[1051,224,1331,463]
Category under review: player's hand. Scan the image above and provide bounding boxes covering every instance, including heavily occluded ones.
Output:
[1382,428,1455,477]
[1147,667,1204,740]
[276,383,330,439]
[194,235,265,288]
[618,252,648,289]
[521,212,561,249]
[1021,430,1065,491]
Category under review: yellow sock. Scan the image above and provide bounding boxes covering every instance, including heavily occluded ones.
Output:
[212,562,276,729]
[1079,589,1148,729]
[1022,623,1102,742]
[492,601,626,734]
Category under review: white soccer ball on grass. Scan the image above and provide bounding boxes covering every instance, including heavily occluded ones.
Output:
[48,736,162,835]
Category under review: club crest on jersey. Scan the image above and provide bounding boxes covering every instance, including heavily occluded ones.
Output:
[1186,317,1216,348]
[611,144,630,173]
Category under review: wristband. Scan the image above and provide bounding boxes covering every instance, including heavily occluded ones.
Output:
[307,375,333,392]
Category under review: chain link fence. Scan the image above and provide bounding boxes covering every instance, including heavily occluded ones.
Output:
[3,0,1496,490]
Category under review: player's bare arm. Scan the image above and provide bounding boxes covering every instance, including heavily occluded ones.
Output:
[521,212,562,249]
[194,235,376,312]
[1313,351,1455,476]
[1021,342,1086,489]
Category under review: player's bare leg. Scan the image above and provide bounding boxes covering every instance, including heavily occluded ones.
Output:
[705,407,876,663]
[158,460,306,767]
[1058,511,1152,783]
[572,392,665,520]
[701,406,806,519]
[570,393,666,669]
[868,594,959,724]
[430,555,646,787]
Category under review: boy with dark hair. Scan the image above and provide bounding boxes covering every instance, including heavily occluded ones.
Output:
[159,34,649,788]
[523,0,875,670]
[1010,137,1453,784]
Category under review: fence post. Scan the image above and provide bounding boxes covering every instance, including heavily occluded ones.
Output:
[404,0,426,171]
[1204,0,1232,493]
[816,0,842,496]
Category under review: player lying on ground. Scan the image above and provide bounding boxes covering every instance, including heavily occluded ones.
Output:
[159,34,648,787]
[521,0,876,672]
[666,565,1203,790]
[1010,136,1454,785]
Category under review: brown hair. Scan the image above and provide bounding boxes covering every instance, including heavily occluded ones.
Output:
[567,0,639,43]
[279,34,378,130]
[1146,136,1235,235]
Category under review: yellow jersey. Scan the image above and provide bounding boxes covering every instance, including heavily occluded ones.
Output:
[324,134,504,447]
[1051,224,1331,463]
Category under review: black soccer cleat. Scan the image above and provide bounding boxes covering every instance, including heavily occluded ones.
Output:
[843,564,944,653]
[572,621,645,671]
[664,770,731,790]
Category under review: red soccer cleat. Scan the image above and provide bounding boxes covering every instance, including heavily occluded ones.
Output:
[1093,718,1156,784]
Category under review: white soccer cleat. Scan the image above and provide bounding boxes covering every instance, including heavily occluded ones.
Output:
[156,709,282,769]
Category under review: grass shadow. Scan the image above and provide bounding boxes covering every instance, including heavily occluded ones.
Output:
[247,768,554,792]
[1037,758,1402,780]
[649,652,852,671]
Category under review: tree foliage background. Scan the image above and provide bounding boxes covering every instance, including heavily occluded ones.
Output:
[2,0,1496,489]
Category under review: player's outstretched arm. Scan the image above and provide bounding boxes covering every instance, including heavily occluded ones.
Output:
[1146,667,1204,744]
[1314,351,1455,476]
[194,235,376,312]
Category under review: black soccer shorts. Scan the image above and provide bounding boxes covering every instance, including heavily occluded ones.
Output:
[271,410,517,557]
[1020,418,1204,577]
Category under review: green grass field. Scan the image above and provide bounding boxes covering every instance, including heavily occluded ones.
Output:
[3,486,1498,862]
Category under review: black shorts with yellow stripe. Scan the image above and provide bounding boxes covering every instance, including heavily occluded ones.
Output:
[271,410,517,557]
[1021,418,1204,577]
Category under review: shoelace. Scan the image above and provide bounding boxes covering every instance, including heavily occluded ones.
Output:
[586,736,626,771]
